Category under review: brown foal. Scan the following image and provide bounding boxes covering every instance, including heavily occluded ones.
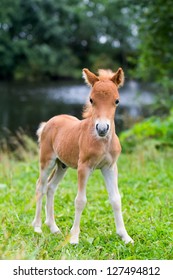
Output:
[32,67,134,244]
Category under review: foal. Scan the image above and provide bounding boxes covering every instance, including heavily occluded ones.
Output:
[32,67,133,244]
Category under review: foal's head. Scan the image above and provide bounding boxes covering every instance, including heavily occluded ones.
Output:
[83,67,124,138]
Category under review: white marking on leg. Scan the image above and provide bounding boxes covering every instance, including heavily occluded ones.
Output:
[32,173,47,233]
[101,164,134,244]
[70,193,87,244]
[70,165,91,244]
[32,157,56,233]
[45,164,67,233]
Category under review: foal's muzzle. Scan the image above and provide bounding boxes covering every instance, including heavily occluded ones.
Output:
[96,123,110,137]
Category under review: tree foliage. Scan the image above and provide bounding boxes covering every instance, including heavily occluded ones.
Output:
[0,0,172,84]
[0,0,133,80]
[130,0,173,94]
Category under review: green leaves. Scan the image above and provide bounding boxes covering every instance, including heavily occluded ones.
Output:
[120,110,173,152]
[132,0,173,91]
[0,0,136,80]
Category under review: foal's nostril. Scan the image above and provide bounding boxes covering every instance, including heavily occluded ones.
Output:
[96,123,110,137]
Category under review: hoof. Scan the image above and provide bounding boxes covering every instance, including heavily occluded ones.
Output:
[34,226,42,234]
[117,230,134,244]
[32,220,42,233]
[124,236,134,244]
[120,234,134,244]
[45,221,61,234]
[70,235,79,244]
[50,226,61,234]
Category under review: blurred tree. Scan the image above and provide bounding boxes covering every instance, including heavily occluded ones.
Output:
[130,0,173,95]
[2,0,172,84]
[0,0,81,79]
[0,0,134,80]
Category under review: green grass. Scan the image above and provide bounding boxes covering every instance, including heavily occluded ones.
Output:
[0,143,173,260]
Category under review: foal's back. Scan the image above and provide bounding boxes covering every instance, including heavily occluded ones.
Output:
[39,115,82,169]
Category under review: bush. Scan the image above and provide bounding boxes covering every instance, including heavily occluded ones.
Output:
[120,109,173,152]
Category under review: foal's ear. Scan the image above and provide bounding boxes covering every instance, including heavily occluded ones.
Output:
[111,68,124,88]
[83,68,99,87]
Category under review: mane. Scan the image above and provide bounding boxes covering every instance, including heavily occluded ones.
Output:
[98,69,114,81]
[82,103,92,119]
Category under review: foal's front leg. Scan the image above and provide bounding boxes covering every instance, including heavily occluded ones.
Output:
[70,164,91,244]
[101,164,134,244]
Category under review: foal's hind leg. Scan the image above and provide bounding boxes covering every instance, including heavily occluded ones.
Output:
[32,158,56,233]
[45,162,67,233]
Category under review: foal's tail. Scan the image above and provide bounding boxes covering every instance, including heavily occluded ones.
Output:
[36,122,47,143]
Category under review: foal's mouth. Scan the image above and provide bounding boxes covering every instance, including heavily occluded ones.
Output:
[98,131,108,137]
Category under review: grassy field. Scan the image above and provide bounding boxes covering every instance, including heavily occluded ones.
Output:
[0,141,173,260]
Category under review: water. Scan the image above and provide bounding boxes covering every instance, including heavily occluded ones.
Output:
[0,80,155,139]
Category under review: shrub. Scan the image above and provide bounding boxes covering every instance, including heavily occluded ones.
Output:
[120,109,173,152]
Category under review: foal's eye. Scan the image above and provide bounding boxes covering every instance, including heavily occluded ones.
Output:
[90,98,93,104]
[115,99,119,106]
